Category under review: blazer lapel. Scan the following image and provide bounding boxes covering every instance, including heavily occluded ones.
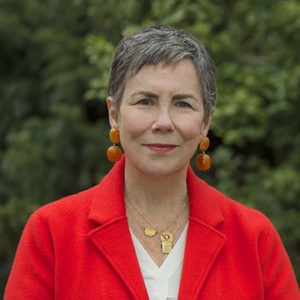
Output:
[88,156,148,299]
[178,167,226,300]
[88,217,148,299]
[178,218,226,299]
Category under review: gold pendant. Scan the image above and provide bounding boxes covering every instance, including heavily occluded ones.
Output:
[160,232,174,254]
[144,228,157,237]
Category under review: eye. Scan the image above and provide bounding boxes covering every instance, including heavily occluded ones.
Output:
[175,101,192,108]
[137,98,153,105]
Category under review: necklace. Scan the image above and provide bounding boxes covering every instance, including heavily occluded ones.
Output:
[126,196,188,254]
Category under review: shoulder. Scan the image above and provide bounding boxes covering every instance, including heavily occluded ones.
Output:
[29,184,101,230]
[198,181,287,262]
[219,189,271,228]
[188,170,275,238]
[200,179,275,237]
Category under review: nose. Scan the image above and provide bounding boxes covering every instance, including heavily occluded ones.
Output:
[151,107,175,132]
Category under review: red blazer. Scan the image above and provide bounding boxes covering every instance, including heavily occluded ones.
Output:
[5,156,300,299]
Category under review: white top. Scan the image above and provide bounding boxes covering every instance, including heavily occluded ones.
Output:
[130,223,188,300]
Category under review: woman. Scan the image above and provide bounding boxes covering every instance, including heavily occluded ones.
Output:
[5,25,299,299]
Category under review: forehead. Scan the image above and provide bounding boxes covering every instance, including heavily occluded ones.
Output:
[123,59,201,96]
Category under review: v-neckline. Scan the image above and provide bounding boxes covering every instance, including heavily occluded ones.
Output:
[130,223,188,274]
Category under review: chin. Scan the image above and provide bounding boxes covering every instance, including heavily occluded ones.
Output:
[138,162,187,178]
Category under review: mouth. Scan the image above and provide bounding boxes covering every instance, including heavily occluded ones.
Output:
[144,143,177,153]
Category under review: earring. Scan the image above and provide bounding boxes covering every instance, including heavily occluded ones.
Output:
[196,136,211,171]
[107,128,123,162]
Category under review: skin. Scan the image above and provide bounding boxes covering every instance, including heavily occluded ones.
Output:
[107,59,214,266]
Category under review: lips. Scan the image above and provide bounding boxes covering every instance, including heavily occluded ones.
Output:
[145,143,177,153]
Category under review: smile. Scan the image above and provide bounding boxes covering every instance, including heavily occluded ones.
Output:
[145,144,177,153]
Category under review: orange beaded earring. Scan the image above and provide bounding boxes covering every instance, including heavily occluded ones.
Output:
[196,136,211,171]
[107,128,123,162]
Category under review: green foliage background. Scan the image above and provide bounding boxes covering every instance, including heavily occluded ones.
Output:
[0,0,299,294]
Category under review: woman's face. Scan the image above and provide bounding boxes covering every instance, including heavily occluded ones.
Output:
[108,59,213,177]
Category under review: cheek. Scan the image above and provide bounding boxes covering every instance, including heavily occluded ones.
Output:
[183,127,201,141]
[119,110,151,140]
[176,116,204,142]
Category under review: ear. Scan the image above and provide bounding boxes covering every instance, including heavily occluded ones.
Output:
[107,97,119,128]
[201,108,215,137]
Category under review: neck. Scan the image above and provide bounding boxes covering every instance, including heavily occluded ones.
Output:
[124,162,189,216]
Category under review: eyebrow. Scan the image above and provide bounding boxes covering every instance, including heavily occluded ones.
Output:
[131,91,198,101]
[172,94,198,101]
[131,91,158,99]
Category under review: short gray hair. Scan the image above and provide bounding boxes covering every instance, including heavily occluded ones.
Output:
[108,25,216,123]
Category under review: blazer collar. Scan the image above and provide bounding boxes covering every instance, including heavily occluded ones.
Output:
[187,165,224,227]
[88,156,226,300]
[88,155,126,224]
[179,166,226,299]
